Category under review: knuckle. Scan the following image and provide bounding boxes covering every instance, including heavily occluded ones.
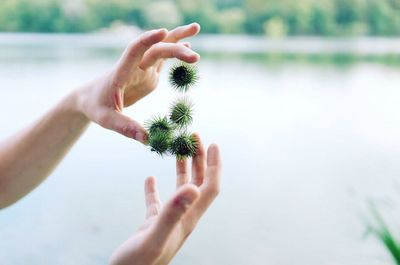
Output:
[150,43,163,55]
[147,203,160,215]
[172,34,180,43]
[170,48,177,58]
[119,124,133,137]
[192,177,202,186]
[139,31,153,47]
[126,40,138,59]
[121,123,139,139]
[139,34,148,44]
[151,43,172,59]
[184,224,195,237]
[208,184,220,198]
[182,220,197,238]
[96,112,111,127]
[177,172,187,181]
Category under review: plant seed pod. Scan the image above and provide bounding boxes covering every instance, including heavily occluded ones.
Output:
[169,97,193,129]
[169,63,198,92]
[148,130,172,156]
[169,132,198,160]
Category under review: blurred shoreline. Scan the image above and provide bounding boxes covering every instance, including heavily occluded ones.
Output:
[1,33,400,56]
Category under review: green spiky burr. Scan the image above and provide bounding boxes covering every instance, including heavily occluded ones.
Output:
[145,116,174,135]
[146,116,174,156]
[148,130,172,156]
[169,132,198,160]
[169,98,193,129]
[169,63,198,92]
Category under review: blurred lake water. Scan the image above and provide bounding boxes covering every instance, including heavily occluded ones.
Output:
[0,34,400,265]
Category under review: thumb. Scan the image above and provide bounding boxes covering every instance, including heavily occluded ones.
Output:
[149,184,199,246]
[97,109,148,144]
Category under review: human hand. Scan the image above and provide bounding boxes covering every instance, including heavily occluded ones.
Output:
[109,135,221,265]
[75,23,201,143]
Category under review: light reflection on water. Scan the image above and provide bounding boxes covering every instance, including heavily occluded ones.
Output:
[0,37,400,265]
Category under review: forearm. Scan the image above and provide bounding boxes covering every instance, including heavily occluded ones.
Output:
[0,24,202,209]
[0,88,90,208]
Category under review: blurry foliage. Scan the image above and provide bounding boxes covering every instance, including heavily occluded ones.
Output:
[216,8,246,34]
[145,1,182,29]
[367,202,400,265]
[263,17,288,38]
[0,0,399,36]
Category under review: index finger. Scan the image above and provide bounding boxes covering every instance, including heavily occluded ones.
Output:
[163,23,201,43]
[176,158,189,188]
[155,23,200,72]
[118,28,167,72]
[191,133,206,186]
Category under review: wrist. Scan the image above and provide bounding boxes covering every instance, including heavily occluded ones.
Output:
[64,84,92,124]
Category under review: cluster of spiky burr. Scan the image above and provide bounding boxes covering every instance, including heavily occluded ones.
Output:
[146,63,199,159]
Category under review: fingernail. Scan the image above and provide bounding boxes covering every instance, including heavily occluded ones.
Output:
[191,52,200,60]
[136,132,148,144]
[183,49,194,57]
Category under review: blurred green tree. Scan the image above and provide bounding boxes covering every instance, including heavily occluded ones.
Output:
[367,0,399,35]
[176,0,219,33]
[0,0,398,36]
[216,8,246,34]
[145,1,182,29]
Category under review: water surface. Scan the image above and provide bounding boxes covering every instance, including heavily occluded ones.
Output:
[0,35,400,265]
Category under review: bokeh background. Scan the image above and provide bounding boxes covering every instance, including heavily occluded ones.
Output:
[0,0,400,265]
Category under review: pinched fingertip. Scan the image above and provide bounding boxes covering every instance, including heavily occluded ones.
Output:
[189,22,201,35]
[187,52,200,63]
[178,46,200,63]
[134,129,149,145]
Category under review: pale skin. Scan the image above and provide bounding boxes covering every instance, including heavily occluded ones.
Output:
[110,136,221,265]
[0,23,222,264]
